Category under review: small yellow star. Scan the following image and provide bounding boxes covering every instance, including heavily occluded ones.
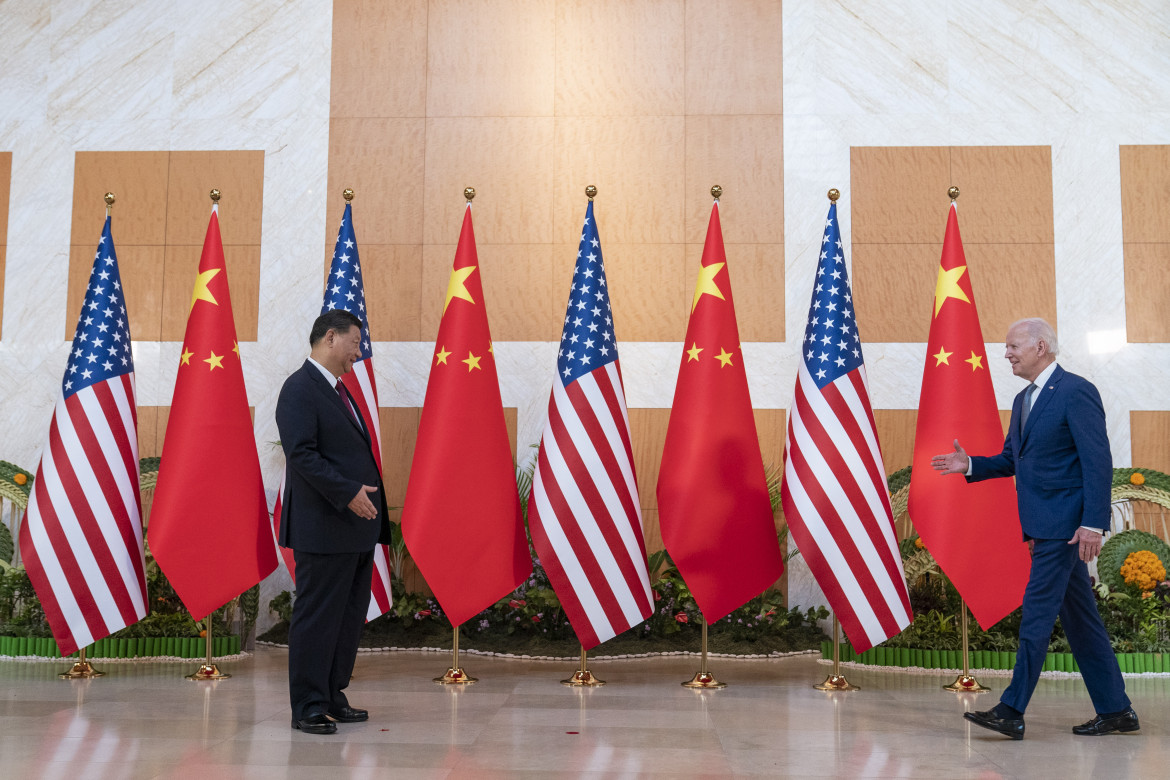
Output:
[204,351,224,371]
[965,351,985,370]
[190,268,221,311]
[715,347,734,367]
[691,262,727,312]
[488,341,494,354]
[435,346,451,365]
[444,266,477,313]
[686,342,703,362]
[462,351,482,371]
[932,347,952,366]
[180,348,194,366]
[232,341,239,356]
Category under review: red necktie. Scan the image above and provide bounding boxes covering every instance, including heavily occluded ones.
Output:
[336,379,359,424]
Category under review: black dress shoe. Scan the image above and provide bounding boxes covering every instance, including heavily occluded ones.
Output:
[328,706,369,723]
[1073,708,1140,736]
[964,708,1024,740]
[292,713,338,734]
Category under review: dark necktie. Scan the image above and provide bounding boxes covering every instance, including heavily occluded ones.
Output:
[336,379,359,424]
[1021,383,1037,431]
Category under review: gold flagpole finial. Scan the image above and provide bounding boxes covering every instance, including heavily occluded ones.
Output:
[209,189,221,203]
[464,187,476,203]
[710,185,723,201]
[828,188,840,202]
[585,185,597,201]
[104,192,115,216]
[343,188,355,202]
[948,186,960,202]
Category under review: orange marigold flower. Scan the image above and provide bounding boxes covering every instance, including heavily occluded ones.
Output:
[1121,550,1166,592]
[1130,472,1146,486]
[914,537,925,549]
[13,473,27,485]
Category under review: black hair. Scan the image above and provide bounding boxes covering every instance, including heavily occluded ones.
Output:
[309,309,363,346]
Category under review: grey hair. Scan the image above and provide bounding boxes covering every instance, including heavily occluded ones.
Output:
[1010,317,1059,357]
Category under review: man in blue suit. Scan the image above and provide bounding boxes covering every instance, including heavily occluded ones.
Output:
[932,318,1137,740]
[276,310,390,735]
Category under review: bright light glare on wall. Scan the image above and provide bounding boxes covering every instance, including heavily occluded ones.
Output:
[1087,329,1126,355]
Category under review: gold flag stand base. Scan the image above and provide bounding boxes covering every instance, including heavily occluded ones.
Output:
[682,620,726,689]
[59,648,104,679]
[562,647,605,686]
[186,619,231,680]
[815,615,859,691]
[944,600,989,693]
[434,625,477,685]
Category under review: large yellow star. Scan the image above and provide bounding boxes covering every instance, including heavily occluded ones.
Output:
[444,266,477,313]
[965,351,985,370]
[934,265,971,316]
[686,342,703,362]
[190,268,221,311]
[462,351,482,371]
[715,347,734,367]
[204,351,224,371]
[435,346,451,365]
[180,348,194,366]
[932,346,952,366]
[691,262,726,312]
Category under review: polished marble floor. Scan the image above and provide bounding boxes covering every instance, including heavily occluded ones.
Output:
[1,647,1166,778]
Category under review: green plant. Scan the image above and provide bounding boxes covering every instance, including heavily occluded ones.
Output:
[269,590,293,624]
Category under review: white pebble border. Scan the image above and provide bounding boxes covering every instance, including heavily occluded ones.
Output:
[256,640,818,663]
[815,658,1170,679]
[0,652,252,664]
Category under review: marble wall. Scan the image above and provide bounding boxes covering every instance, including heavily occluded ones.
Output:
[2,1,1169,625]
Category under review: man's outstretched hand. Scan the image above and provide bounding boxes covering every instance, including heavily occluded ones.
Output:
[931,439,970,476]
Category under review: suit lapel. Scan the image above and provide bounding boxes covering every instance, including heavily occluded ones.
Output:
[305,362,368,439]
[1021,364,1063,445]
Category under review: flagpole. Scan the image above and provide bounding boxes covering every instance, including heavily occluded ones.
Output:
[683,616,726,688]
[814,614,859,691]
[59,645,106,679]
[186,610,230,680]
[944,599,989,692]
[434,623,477,684]
[562,644,605,686]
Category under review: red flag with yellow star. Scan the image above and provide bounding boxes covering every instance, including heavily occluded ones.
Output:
[908,203,1030,629]
[401,204,530,627]
[656,201,784,622]
[148,205,276,621]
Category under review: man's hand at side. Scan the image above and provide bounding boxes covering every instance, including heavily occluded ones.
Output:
[348,485,379,519]
[1069,526,1103,563]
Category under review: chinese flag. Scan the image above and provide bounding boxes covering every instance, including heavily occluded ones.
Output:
[656,202,784,622]
[148,205,276,621]
[908,203,1030,629]
[401,204,530,627]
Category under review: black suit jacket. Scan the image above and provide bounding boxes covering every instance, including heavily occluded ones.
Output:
[275,360,390,553]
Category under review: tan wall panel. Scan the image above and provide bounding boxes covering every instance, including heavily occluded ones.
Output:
[641,508,662,556]
[67,244,165,341]
[356,244,423,342]
[136,406,160,459]
[71,151,170,245]
[426,0,555,117]
[684,116,783,245]
[720,244,784,342]
[685,0,782,115]
[378,406,420,524]
[754,408,786,472]
[419,243,557,342]
[852,243,939,343]
[629,407,671,510]
[874,409,918,475]
[961,242,1057,342]
[851,147,950,244]
[330,0,427,119]
[160,244,261,341]
[1131,411,1170,474]
[552,117,685,245]
[1123,243,1170,342]
[602,243,687,342]
[423,118,554,246]
[1120,146,1170,243]
[950,146,1053,244]
[164,151,264,245]
[326,119,426,245]
[555,0,685,117]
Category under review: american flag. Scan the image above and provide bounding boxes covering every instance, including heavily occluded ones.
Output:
[528,200,653,650]
[19,216,148,656]
[780,201,912,653]
[273,202,393,620]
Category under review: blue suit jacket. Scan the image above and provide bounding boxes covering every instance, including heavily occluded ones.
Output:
[275,361,391,554]
[968,365,1112,540]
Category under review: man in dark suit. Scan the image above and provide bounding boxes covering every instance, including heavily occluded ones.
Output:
[933,318,1137,740]
[276,310,390,735]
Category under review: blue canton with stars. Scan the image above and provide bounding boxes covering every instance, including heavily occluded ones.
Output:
[322,202,373,358]
[65,217,134,398]
[558,201,617,384]
[801,203,864,389]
